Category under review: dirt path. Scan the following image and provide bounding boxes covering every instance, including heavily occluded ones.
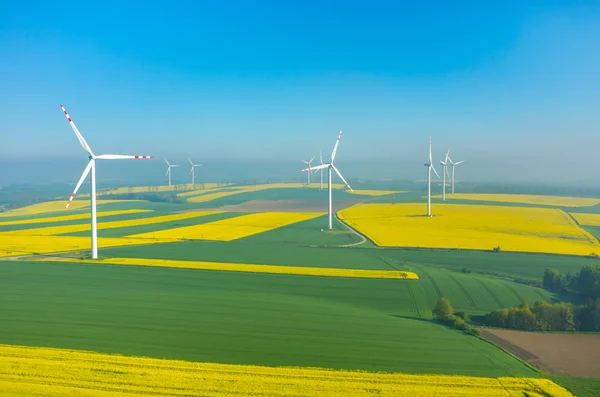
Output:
[481,328,600,378]
[333,213,368,247]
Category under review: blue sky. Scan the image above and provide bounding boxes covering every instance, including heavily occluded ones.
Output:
[1,1,599,183]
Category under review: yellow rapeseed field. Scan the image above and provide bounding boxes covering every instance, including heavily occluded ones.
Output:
[350,190,405,196]
[183,183,347,201]
[434,193,600,207]
[130,211,324,241]
[0,344,574,396]
[0,234,159,257]
[0,199,144,217]
[4,210,222,236]
[338,203,600,256]
[92,183,231,196]
[49,257,418,280]
[0,209,150,226]
[570,212,600,227]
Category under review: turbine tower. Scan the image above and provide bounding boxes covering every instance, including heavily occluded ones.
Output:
[301,156,315,185]
[302,130,352,229]
[447,154,465,194]
[440,149,450,201]
[424,137,440,217]
[188,158,202,186]
[61,104,152,259]
[164,157,179,186]
[318,150,324,190]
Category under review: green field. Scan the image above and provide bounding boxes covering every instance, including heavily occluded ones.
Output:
[2,186,600,396]
[0,260,538,377]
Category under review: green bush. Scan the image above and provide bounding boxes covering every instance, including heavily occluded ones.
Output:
[432,297,454,321]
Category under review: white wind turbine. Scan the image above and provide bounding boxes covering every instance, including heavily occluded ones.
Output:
[440,149,451,201]
[60,104,152,259]
[447,153,465,194]
[188,158,202,186]
[301,156,315,186]
[164,157,180,186]
[424,137,440,217]
[302,131,352,230]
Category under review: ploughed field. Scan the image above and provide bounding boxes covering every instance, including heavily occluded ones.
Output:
[1,186,600,396]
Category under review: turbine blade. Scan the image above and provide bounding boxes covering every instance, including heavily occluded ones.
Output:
[301,160,309,164]
[331,164,353,191]
[189,166,194,175]
[445,149,450,164]
[95,154,153,160]
[66,160,93,208]
[429,137,433,163]
[431,164,441,179]
[302,164,329,172]
[60,104,94,157]
[164,157,171,166]
[320,151,323,164]
[189,158,194,166]
[165,167,170,177]
[309,156,315,163]
[455,160,465,165]
[331,130,342,163]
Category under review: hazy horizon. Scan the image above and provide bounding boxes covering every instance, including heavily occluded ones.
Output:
[2,1,600,187]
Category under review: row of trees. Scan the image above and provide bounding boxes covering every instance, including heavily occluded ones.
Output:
[484,300,600,332]
[432,297,480,336]
[543,265,600,299]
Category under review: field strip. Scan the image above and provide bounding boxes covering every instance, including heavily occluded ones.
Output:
[432,193,600,207]
[0,344,574,396]
[0,236,161,258]
[128,211,325,241]
[570,212,600,227]
[2,211,223,236]
[0,200,145,218]
[0,209,151,226]
[43,257,420,280]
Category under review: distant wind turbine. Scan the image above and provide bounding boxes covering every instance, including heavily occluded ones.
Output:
[188,158,202,186]
[164,157,180,186]
[447,153,465,194]
[424,137,440,217]
[440,149,451,201]
[301,156,315,185]
[60,104,152,259]
[318,151,324,190]
[302,131,352,230]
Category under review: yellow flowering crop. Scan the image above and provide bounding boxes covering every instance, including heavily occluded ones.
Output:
[433,193,600,207]
[183,183,346,201]
[338,203,600,256]
[0,209,150,226]
[0,234,159,257]
[0,199,144,217]
[349,190,405,196]
[129,211,324,241]
[570,212,600,226]
[5,211,222,236]
[48,256,418,280]
[0,344,573,396]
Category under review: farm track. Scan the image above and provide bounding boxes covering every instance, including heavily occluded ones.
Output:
[411,264,442,298]
[406,282,423,318]
[333,213,367,247]
[448,274,477,308]
[476,279,505,309]
[505,284,525,303]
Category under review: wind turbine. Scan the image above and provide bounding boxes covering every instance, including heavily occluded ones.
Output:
[301,156,315,186]
[188,158,202,186]
[164,157,179,186]
[440,149,451,201]
[60,104,152,259]
[424,137,440,217]
[302,131,352,230]
[447,154,465,194]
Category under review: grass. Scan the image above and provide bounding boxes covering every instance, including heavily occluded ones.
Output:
[0,260,539,377]
[549,375,600,397]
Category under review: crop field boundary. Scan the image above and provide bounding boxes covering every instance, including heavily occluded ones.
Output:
[476,279,505,308]
[40,257,420,280]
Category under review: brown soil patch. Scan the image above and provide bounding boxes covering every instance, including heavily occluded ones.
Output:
[215,199,361,213]
[481,328,600,378]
